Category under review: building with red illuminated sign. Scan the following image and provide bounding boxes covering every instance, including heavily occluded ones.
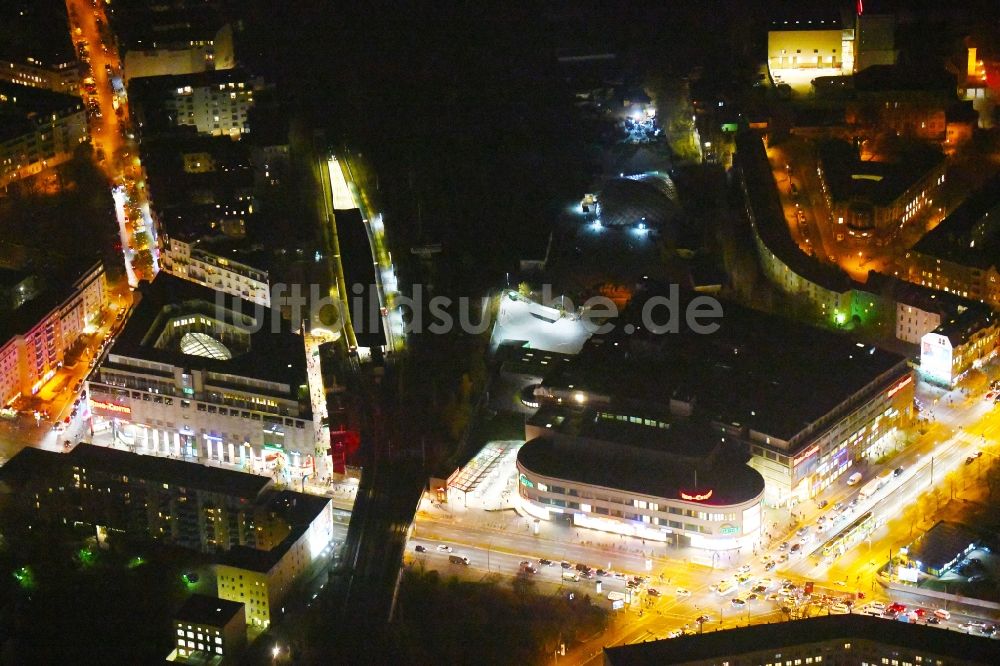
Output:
[532,291,914,507]
[517,406,765,551]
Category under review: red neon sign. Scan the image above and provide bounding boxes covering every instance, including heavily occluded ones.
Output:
[90,400,131,416]
[679,489,713,502]
[887,375,913,399]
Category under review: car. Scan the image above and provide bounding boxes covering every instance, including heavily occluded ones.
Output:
[868,601,886,612]
[778,542,788,550]
[436,544,453,553]
[966,456,978,465]
[731,597,746,606]
[575,563,593,573]
[747,593,760,601]
[764,561,776,571]
[737,564,752,574]
[796,527,810,538]
[561,561,573,569]
[519,561,538,575]
[581,570,595,579]
[737,573,752,584]
[816,499,829,509]
[833,501,845,512]
[982,625,997,636]
[831,602,850,614]
[752,585,767,594]
[626,580,638,589]
[848,498,860,509]
[790,543,802,553]
[414,545,426,553]
[596,569,609,577]
[777,553,789,563]
[847,472,863,486]
[647,588,660,597]
[926,616,941,625]
[893,466,904,477]
[765,593,781,602]
[887,602,907,615]
[538,558,553,567]
[675,588,691,597]
[913,608,926,618]
[667,629,684,639]
[695,614,712,624]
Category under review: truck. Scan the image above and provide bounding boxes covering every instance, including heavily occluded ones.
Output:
[858,478,882,500]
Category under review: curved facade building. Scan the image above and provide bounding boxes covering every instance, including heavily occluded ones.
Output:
[516,437,766,550]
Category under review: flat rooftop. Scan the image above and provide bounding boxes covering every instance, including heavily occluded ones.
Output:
[0,81,84,142]
[106,272,307,391]
[819,139,944,207]
[0,445,272,500]
[905,521,982,573]
[518,437,764,507]
[604,614,1000,665]
[540,289,908,442]
[933,308,996,347]
[174,594,244,627]
[109,0,228,51]
[910,174,1000,269]
[0,259,103,345]
[0,0,75,65]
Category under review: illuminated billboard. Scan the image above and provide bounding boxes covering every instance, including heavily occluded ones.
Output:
[920,332,953,386]
[90,399,131,418]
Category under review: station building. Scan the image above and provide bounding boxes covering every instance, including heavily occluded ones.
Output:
[517,406,765,550]
[532,289,914,507]
[86,273,317,479]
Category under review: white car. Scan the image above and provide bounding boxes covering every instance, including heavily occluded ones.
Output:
[675,588,691,597]
[831,602,850,614]
[436,544,453,553]
[737,564,752,574]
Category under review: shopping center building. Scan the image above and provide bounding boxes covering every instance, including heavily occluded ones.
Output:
[516,406,766,550]
[86,273,317,481]
[532,289,914,507]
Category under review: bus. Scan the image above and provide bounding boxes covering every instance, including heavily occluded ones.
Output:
[858,478,883,500]
[820,511,878,562]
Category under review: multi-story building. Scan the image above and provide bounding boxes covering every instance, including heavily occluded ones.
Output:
[0,81,88,187]
[215,492,333,628]
[129,69,259,139]
[603,615,1000,666]
[86,273,316,479]
[863,272,982,346]
[110,0,235,82]
[161,235,270,307]
[920,309,999,387]
[0,444,336,632]
[516,406,765,550]
[0,261,106,405]
[817,139,946,243]
[169,594,246,664]
[0,0,80,94]
[534,290,913,507]
[900,174,1000,306]
[767,17,851,75]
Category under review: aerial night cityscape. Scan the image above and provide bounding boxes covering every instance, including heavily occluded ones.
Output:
[3,1,1000,665]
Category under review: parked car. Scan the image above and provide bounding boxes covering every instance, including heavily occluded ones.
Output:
[436,544,453,553]
[414,545,426,553]
[538,558,553,567]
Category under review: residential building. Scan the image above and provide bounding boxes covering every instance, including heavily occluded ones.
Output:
[0,0,80,93]
[603,615,1000,665]
[86,273,316,479]
[863,271,982,346]
[817,139,946,243]
[0,81,88,187]
[110,0,235,82]
[169,594,246,664]
[0,260,106,405]
[920,309,999,387]
[129,69,260,139]
[900,175,1000,306]
[162,236,270,307]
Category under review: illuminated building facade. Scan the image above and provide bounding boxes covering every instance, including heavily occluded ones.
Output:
[171,594,246,664]
[517,407,765,550]
[533,289,914,507]
[0,81,88,187]
[901,175,1000,306]
[817,139,946,243]
[0,261,106,405]
[767,21,851,74]
[920,310,998,387]
[161,235,270,307]
[603,614,1000,666]
[0,57,80,94]
[129,69,259,139]
[86,274,316,479]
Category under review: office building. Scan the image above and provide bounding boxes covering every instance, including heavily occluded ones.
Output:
[129,69,259,139]
[603,614,1000,666]
[534,289,913,506]
[817,139,946,243]
[169,595,246,664]
[517,406,765,550]
[0,260,106,405]
[86,273,316,478]
[0,81,88,187]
